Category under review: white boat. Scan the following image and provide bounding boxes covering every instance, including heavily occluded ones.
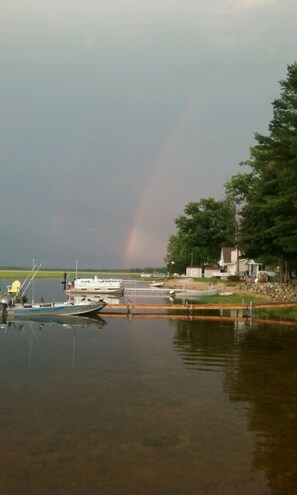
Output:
[173,289,220,298]
[66,276,124,295]
[3,297,106,318]
[149,281,165,288]
[124,287,174,296]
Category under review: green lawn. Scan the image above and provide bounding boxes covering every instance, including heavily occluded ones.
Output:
[0,269,139,280]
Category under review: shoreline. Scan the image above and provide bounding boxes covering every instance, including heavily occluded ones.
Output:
[163,278,248,295]
[164,278,297,303]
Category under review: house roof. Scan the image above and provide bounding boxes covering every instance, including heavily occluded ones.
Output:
[221,247,234,264]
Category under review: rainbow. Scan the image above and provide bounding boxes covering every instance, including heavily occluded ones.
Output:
[123,106,194,267]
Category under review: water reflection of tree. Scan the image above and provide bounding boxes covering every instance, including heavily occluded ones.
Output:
[173,319,238,371]
[224,324,297,495]
[174,320,297,494]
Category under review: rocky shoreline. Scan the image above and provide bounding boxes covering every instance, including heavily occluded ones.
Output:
[164,278,297,303]
[239,282,297,302]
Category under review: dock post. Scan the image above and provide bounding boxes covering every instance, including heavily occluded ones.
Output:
[249,300,253,318]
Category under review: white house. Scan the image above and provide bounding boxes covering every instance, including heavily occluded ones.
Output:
[218,247,239,274]
[219,247,263,278]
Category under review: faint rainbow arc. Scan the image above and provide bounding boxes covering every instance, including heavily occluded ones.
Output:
[123,106,193,267]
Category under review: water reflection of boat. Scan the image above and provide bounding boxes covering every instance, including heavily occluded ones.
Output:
[67,294,121,306]
[5,313,107,329]
[3,315,107,370]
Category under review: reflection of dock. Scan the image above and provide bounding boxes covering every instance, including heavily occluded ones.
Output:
[103,313,250,322]
[103,302,245,312]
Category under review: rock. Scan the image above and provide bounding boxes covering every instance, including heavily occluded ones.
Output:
[244,282,297,302]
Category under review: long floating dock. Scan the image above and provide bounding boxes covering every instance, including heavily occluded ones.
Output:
[102,301,297,315]
[104,303,245,312]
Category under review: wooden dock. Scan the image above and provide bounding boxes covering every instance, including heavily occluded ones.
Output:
[99,302,297,326]
[104,303,245,312]
[102,301,297,315]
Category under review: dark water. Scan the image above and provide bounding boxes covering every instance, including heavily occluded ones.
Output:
[1,279,297,494]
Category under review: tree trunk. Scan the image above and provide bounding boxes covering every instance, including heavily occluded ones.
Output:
[278,254,286,283]
[279,254,285,284]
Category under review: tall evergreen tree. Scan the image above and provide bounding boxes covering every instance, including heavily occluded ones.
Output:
[229,62,297,281]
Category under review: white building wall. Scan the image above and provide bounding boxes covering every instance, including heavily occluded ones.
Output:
[204,268,218,278]
[186,267,202,278]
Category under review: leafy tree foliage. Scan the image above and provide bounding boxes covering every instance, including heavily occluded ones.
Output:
[165,198,236,273]
[226,62,297,281]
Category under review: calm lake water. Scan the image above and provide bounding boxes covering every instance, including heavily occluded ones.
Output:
[1,278,297,494]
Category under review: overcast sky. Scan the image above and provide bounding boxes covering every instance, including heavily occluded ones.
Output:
[1,0,297,269]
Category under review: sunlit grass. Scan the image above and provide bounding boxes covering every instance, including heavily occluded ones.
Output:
[252,306,297,321]
[182,293,264,305]
[0,270,64,279]
[0,269,139,280]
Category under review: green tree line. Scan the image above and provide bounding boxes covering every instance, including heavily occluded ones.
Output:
[165,62,297,282]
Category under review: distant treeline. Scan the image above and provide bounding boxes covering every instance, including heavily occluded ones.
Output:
[0,266,167,273]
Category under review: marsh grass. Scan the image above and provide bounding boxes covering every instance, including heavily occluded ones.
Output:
[252,306,297,321]
[187,293,264,305]
[0,270,136,280]
[196,294,297,321]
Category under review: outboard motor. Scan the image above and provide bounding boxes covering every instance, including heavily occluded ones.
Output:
[0,296,9,314]
[61,272,68,288]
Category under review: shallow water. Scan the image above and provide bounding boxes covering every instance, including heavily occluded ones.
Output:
[1,279,297,494]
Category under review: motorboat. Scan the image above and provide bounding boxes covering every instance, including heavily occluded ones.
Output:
[172,289,220,298]
[66,276,124,295]
[3,297,106,318]
[149,281,165,288]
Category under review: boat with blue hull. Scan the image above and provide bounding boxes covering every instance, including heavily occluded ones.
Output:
[3,297,106,318]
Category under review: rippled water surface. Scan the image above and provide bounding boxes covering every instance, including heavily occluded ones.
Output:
[1,278,297,494]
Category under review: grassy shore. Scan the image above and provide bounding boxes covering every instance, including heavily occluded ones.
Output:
[0,269,137,279]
